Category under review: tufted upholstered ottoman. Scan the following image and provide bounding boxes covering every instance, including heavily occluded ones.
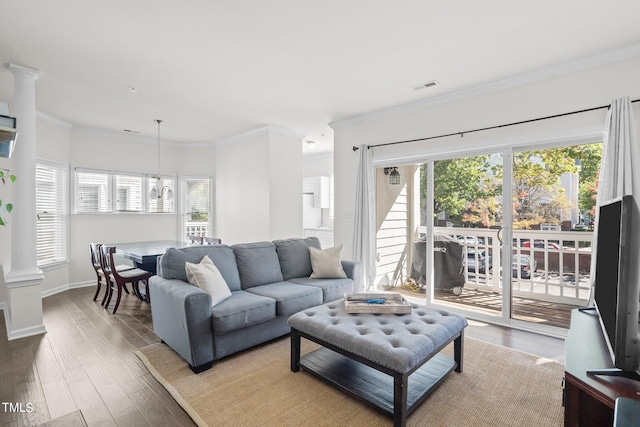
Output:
[287,300,467,427]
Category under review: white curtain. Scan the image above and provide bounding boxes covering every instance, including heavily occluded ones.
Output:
[352,145,376,291]
[589,96,640,303]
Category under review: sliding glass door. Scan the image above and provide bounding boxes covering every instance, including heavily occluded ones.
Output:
[510,144,600,328]
[373,140,600,332]
[428,153,504,319]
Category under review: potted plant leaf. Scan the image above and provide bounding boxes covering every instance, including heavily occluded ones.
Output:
[0,168,16,226]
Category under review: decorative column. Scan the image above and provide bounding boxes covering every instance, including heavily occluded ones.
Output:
[3,64,45,340]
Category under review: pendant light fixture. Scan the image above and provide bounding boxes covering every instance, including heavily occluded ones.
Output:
[149,119,174,200]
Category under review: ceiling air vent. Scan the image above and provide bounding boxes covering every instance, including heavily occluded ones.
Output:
[412,80,439,91]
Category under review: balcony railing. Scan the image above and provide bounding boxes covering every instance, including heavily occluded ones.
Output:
[377,226,593,307]
[439,227,592,306]
[185,222,209,238]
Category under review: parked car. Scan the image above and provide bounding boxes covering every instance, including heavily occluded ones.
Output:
[513,255,537,279]
[521,240,561,250]
[466,249,490,274]
[457,235,485,245]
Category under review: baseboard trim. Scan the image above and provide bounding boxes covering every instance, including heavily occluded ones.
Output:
[42,280,94,299]
[0,303,47,341]
[7,323,47,341]
[1,282,94,341]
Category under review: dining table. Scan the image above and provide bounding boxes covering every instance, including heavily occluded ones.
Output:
[110,240,192,275]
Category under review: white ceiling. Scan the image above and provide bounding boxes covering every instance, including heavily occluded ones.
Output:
[0,1,639,155]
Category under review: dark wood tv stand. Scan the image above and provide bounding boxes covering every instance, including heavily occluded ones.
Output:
[564,309,640,426]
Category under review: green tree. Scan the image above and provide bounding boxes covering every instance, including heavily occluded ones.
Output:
[421,156,500,226]
[573,143,602,214]
[421,144,601,229]
[512,148,576,227]
[512,144,601,228]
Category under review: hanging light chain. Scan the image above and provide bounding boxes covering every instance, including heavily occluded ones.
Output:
[155,119,163,179]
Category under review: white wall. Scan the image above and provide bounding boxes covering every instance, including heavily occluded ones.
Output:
[303,152,333,178]
[216,132,271,244]
[333,55,640,259]
[215,127,303,244]
[268,132,303,241]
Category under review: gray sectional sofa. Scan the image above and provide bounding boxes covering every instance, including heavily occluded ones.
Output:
[150,237,361,372]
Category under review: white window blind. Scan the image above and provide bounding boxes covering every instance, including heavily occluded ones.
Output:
[76,170,111,213]
[116,174,144,212]
[36,162,68,266]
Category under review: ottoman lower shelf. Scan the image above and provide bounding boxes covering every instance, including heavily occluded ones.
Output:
[299,347,457,417]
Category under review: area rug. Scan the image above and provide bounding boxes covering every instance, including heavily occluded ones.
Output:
[135,336,564,427]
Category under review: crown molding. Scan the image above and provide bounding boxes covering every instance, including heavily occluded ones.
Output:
[71,125,213,148]
[329,42,640,130]
[266,124,307,140]
[214,125,307,148]
[36,111,73,129]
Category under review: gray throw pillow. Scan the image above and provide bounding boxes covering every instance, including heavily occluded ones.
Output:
[273,237,321,280]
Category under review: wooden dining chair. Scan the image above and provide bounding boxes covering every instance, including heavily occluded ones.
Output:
[188,235,203,244]
[101,246,153,314]
[203,237,222,245]
[90,242,135,303]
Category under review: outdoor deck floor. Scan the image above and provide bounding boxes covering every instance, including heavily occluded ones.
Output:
[392,286,577,329]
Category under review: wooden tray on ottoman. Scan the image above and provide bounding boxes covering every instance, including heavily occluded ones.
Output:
[344,292,412,314]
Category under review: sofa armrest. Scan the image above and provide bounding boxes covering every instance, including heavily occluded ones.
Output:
[150,276,214,369]
[341,260,362,290]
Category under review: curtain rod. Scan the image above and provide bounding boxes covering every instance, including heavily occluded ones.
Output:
[352,98,640,151]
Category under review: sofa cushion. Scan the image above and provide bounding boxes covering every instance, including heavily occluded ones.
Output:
[309,245,348,279]
[159,245,242,291]
[287,277,354,303]
[185,255,232,306]
[246,282,323,316]
[232,242,284,289]
[211,290,276,335]
[273,237,322,280]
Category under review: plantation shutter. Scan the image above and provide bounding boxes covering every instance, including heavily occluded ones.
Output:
[36,162,68,266]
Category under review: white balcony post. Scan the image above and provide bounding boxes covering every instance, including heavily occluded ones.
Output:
[3,63,45,340]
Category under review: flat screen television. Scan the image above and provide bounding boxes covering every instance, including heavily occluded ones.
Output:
[590,195,640,379]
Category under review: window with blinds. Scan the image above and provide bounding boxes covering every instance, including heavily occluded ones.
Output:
[74,168,176,214]
[115,174,144,212]
[36,162,68,266]
[76,170,111,213]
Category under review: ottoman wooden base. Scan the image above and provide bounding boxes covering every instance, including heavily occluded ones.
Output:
[290,325,464,427]
[288,302,467,426]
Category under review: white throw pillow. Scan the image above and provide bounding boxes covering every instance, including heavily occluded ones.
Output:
[185,255,232,306]
[309,245,348,279]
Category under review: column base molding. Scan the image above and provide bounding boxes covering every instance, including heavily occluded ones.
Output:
[3,267,46,341]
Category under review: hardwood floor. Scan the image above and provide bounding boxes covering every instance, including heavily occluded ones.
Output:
[0,286,566,426]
